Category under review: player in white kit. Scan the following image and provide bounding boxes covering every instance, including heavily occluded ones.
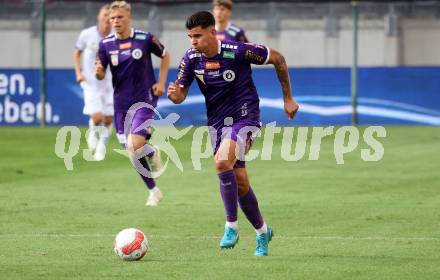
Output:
[73,4,113,161]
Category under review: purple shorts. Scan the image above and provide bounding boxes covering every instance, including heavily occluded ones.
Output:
[210,118,261,168]
[114,107,153,145]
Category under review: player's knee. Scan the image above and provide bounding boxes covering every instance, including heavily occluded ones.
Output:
[215,159,234,173]
[104,116,113,126]
[127,136,145,152]
[91,113,104,125]
[131,142,144,151]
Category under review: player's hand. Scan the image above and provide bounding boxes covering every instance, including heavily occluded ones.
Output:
[167,80,178,97]
[76,73,85,84]
[167,81,183,103]
[95,58,105,80]
[284,97,299,120]
[152,83,165,97]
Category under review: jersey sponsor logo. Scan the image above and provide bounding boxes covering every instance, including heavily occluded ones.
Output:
[109,50,119,54]
[227,30,237,37]
[207,70,220,76]
[206,61,220,69]
[132,48,143,60]
[245,50,265,63]
[223,70,235,82]
[189,53,202,59]
[194,69,205,75]
[103,37,115,43]
[135,34,147,40]
[221,43,238,50]
[111,53,119,66]
[121,49,131,56]
[241,103,248,117]
[223,51,235,59]
[119,42,132,49]
[177,59,186,80]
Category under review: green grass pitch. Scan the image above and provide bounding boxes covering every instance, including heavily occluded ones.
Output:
[0,126,439,279]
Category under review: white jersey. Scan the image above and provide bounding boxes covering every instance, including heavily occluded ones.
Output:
[75,25,112,92]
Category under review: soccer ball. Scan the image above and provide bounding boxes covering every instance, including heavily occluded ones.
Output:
[113,228,148,261]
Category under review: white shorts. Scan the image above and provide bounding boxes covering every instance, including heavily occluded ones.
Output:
[81,81,114,116]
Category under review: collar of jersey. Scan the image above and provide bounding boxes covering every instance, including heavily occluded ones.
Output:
[114,28,134,40]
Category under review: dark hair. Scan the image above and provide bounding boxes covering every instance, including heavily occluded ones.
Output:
[185,11,215,30]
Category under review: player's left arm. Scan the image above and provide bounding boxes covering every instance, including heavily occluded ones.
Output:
[267,48,299,120]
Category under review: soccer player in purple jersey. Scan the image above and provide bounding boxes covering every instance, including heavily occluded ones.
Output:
[167,11,299,256]
[95,1,170,207]
[213,0,248,43]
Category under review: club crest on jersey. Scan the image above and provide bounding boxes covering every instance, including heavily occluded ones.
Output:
[223,70,235,82]
[111,53,119,66]
[132,48,143,60]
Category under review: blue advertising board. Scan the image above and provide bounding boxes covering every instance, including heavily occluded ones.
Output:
[1,67,439,126]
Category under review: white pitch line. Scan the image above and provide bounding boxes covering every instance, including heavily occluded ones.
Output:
[0,234,438,241]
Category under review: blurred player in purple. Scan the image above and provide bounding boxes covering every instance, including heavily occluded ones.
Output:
[95,1,170,206]
[73,4,113,161]
[167,11,299,256]
[213,0,248,43]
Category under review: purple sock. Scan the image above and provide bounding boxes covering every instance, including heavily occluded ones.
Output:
[138,157,156,190]
[239,187,264,229]
[218,170,238,222]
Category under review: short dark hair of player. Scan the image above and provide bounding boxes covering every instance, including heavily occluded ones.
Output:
[213,0,233,10]
[185,11,215,30]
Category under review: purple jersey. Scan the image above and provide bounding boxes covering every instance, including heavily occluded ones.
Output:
[98,28,166,112]
[216,23,248,43]
[177,40,270,128]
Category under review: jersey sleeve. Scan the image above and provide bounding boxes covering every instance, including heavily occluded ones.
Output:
[177,53,194,88]
[75,30,87,50]
[147,34,166,58]
[97,40,109,69]
[236,30,249,43]
[238,42,270,65]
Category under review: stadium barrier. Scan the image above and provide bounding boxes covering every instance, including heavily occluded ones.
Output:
[1,67,439,126]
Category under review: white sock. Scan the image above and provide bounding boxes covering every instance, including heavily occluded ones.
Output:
[97,123,113,148]
[225,221,238,229]
[255,223,267,235]
[149,186,160,194]
[87,118,100,150]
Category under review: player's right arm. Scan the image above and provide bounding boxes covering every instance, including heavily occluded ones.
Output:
[167,54,194,104]
[73,49,85,83]
[73,30,86,83]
